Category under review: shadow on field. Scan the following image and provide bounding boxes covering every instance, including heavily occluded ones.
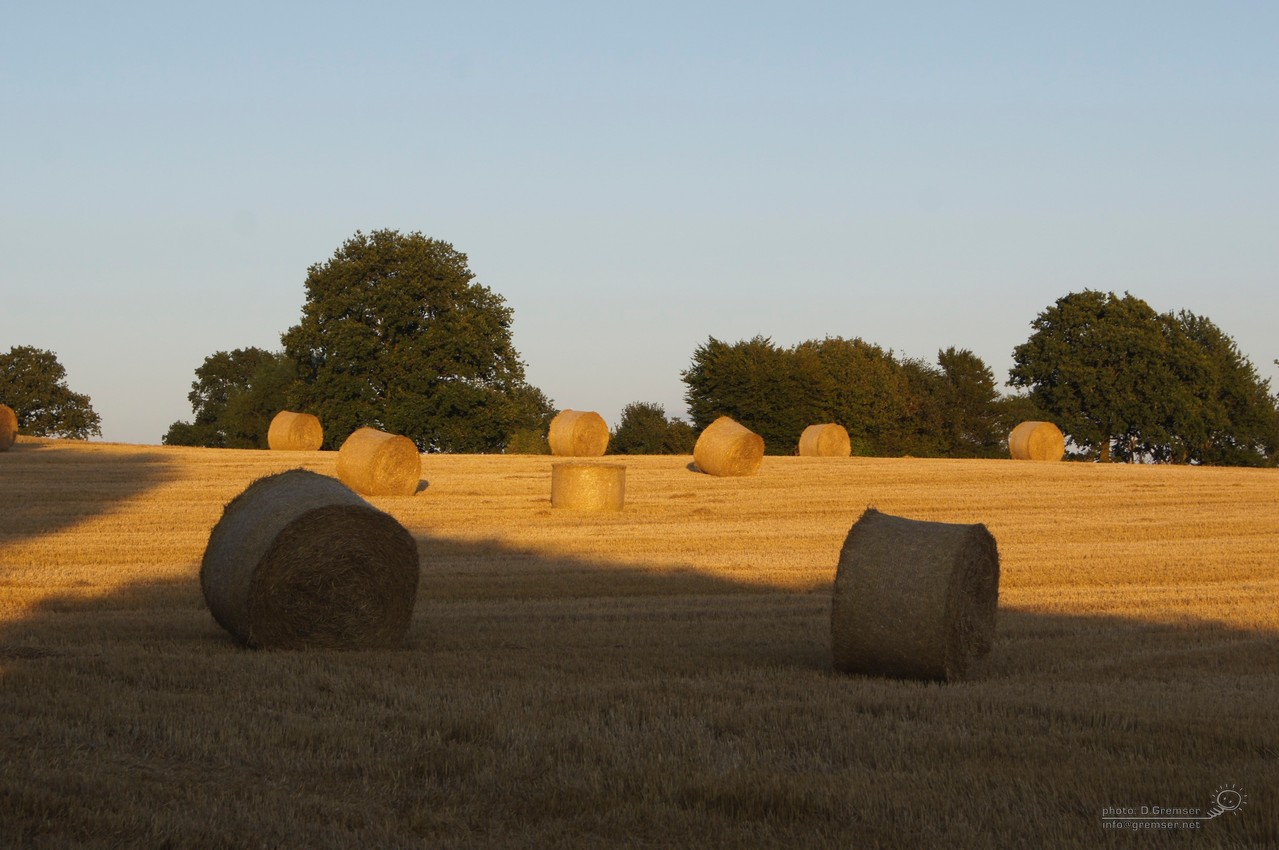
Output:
[0,441,175,547]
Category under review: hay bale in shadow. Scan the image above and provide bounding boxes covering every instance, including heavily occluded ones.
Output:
[693,416,764,477]
[0,404,16,451]
[798,423,851,457]
[1009,421,1065,461]
[337,427,421,497]
[267,411,324,451]
[832,508,999,682]
[200,469,419,649]
[548,409,610,456]
[551,462,625,511]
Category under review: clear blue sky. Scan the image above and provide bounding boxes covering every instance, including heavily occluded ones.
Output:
[3,2,1276,444]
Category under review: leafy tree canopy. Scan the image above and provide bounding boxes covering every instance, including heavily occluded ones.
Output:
[281,229,552,452]
[609,401,696,455]
[0,345,102,439]
[163,348,292,448]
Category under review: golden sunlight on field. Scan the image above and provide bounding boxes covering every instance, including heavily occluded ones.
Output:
[2,439,1276,848]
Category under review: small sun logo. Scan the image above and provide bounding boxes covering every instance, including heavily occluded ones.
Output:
[1210,784,1247,817]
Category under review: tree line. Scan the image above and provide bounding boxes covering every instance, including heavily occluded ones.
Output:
[4,229,1275,465]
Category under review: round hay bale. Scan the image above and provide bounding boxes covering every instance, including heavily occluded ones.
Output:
[693,416,764,477]
[798,423,851,457]
[200,469,419,649]
[336,427,421,497]
[548,409,610,457]
[1008,421,1065,461]
[550,462,625,511]
[831,508,1000,682]
[267,411,324,451]
[0,404,16,452]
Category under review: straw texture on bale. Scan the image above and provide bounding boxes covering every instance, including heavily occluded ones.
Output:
[336,427,422,497]
[548,409,610,457]
[831,508,1000,682]
[200,469,419,649]
[693,416,764,477]
[798,423,851,457]
[267,411,324,451]
[550,462,626,511]
[1008,420,1065,462]
[0,404,16,452]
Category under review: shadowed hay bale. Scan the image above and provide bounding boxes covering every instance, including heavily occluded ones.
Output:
[200,469,419,649]
[693,416,764,477]
[0,404,16,452]
[832,508,999,682]
[1008,420,1065,461]
[267,411,324,451]
[798,423,851,457]
[548,409,610,456]
[551,462,625,511]
[337,427,422,497]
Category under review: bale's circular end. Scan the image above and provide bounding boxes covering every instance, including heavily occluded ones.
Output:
[550,462,626,511]
[0,404,17,452]
[267,411,324,451]
[200,469,420,649]
[798,423,851,457]
[1009,421,1065,461]
[693,416,764,477]
[337,427,422,497]
[831,508,1000,682]
[548,409,610,456]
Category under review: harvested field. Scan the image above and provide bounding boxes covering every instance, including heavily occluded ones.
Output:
[1,439,1276,848]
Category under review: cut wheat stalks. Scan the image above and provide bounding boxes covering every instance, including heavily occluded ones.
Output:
[199,469,420,649]
[548,409,610,457]
[267,411,324,451]
[550,462,626,511]
[336,427,422,497]
[831,508,999,682]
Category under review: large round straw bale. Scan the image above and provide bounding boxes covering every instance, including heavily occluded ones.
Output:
[548,409,610,456]
[831,508,1000,682]
[200,469,419,649]
[798,423,851,457]
[0,404,16,452]
[267,411,324,451]
[1008,420,1065,461]
[550,462,625,511]
[336,427,422,497]
[693,416,764,477]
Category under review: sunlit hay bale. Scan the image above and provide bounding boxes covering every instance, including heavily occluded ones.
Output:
[550,462,625,511]
[337,427,421,497]
[0,404,16,451]
[267,411,324,451]
[200,469,419,649]
[1008,421,1065,461]
[798,423,851,457]
[693,416,764,477]
[548,409,610,456]
[832,508,999,682]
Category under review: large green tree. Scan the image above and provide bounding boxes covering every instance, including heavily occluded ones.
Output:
[934,346,1004,458]
[281,230,552,452]
[163,348,293,448]
[0,345,102,439]
[1010,291,1277,465]
[609,401,696,455]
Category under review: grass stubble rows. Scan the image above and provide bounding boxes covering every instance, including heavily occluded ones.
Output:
[1,439,1276,848]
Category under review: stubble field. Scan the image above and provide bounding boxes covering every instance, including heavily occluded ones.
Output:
[1,439,1276,848]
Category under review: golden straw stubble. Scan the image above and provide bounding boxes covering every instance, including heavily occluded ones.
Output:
[550,462,626,511]
[832,508,999,682]
[693,416,764,477]
[548,409,610,456]
[1008,421,1065,461]
[0,404,17,451]
[336,427,422,497]
[798,423,851,457]
[200,469,420,649]
[267,411,324,451]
